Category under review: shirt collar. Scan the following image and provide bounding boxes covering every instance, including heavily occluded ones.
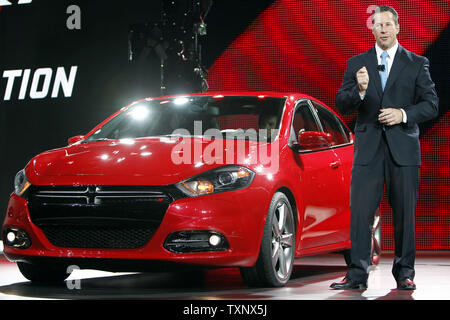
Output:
[375,41,399,59]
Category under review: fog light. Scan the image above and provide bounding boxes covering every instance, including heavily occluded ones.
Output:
[3,228,31,249]
[164,231,228,253]
[209,234,221,246]
[6,232,16,243]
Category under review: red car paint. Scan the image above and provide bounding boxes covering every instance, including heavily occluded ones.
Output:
[2,92,353,270]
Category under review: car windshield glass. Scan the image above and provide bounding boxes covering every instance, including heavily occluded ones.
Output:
[84,96,286,142]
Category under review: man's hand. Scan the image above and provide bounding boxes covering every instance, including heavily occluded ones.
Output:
[378,108,403,126]
[356,66,369,94]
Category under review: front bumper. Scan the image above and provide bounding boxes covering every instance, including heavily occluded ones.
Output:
[2,186,271,269]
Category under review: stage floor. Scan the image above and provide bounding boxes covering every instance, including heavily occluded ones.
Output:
[0,249,449,300]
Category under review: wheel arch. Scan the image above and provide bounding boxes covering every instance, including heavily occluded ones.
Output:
[275,186,298,233]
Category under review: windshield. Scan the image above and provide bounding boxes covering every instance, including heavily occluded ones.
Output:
[84,96,286,142]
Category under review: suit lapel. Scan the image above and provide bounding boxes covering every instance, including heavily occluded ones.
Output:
[383,45,408,95]
[364,47,383,99]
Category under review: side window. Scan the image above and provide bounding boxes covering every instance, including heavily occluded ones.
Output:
[291,102,319,141]
[312,102,348,145]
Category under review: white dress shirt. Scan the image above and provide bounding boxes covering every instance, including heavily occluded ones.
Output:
[375,41,398,75]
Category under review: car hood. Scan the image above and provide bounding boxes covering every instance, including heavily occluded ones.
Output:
[29,137,276,185]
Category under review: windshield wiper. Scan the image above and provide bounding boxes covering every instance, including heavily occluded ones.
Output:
[81,137,113,143]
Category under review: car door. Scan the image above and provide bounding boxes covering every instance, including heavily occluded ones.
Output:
[310,100,353,246]
[291,100,349,249]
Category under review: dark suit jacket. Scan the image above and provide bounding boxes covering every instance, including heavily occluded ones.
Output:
[336,45,439,166]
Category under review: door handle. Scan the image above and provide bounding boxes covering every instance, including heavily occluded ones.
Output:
[330,161,341,169]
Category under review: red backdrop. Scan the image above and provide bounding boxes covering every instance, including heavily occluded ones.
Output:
[206,0,450,250]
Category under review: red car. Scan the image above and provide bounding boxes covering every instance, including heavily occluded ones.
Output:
[2,92,381,287]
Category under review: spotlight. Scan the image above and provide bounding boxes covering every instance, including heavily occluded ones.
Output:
[129,105,150,120]
[173,97,189,105]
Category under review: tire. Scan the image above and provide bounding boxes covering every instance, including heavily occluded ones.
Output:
[342,208,382,266]
[240,192,296,287]
[17,262,72,284]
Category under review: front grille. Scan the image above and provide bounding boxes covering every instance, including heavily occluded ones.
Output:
[32,185,170,205]
[40,225,154,249]
[27,185,174,249]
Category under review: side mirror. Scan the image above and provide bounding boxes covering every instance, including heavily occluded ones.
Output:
[291,131,332,151]
[68,135,85,145]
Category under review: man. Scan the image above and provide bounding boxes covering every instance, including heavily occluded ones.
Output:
[259,113,278,141]
[331,6,439,290]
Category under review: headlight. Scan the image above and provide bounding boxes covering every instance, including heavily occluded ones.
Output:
[176,165,255,197]
[14,169,31,197]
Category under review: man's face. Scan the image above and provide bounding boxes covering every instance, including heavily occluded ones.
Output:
[372,11,399,50]
[261,115,277,130]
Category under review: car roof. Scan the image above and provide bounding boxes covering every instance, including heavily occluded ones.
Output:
[139,91,315,101]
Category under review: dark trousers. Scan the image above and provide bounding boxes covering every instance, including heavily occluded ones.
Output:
[348,132,419,282]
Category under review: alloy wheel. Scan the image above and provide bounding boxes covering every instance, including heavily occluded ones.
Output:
[271,201,295,282]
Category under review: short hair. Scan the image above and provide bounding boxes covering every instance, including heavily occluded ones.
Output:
[371,6,399,25]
